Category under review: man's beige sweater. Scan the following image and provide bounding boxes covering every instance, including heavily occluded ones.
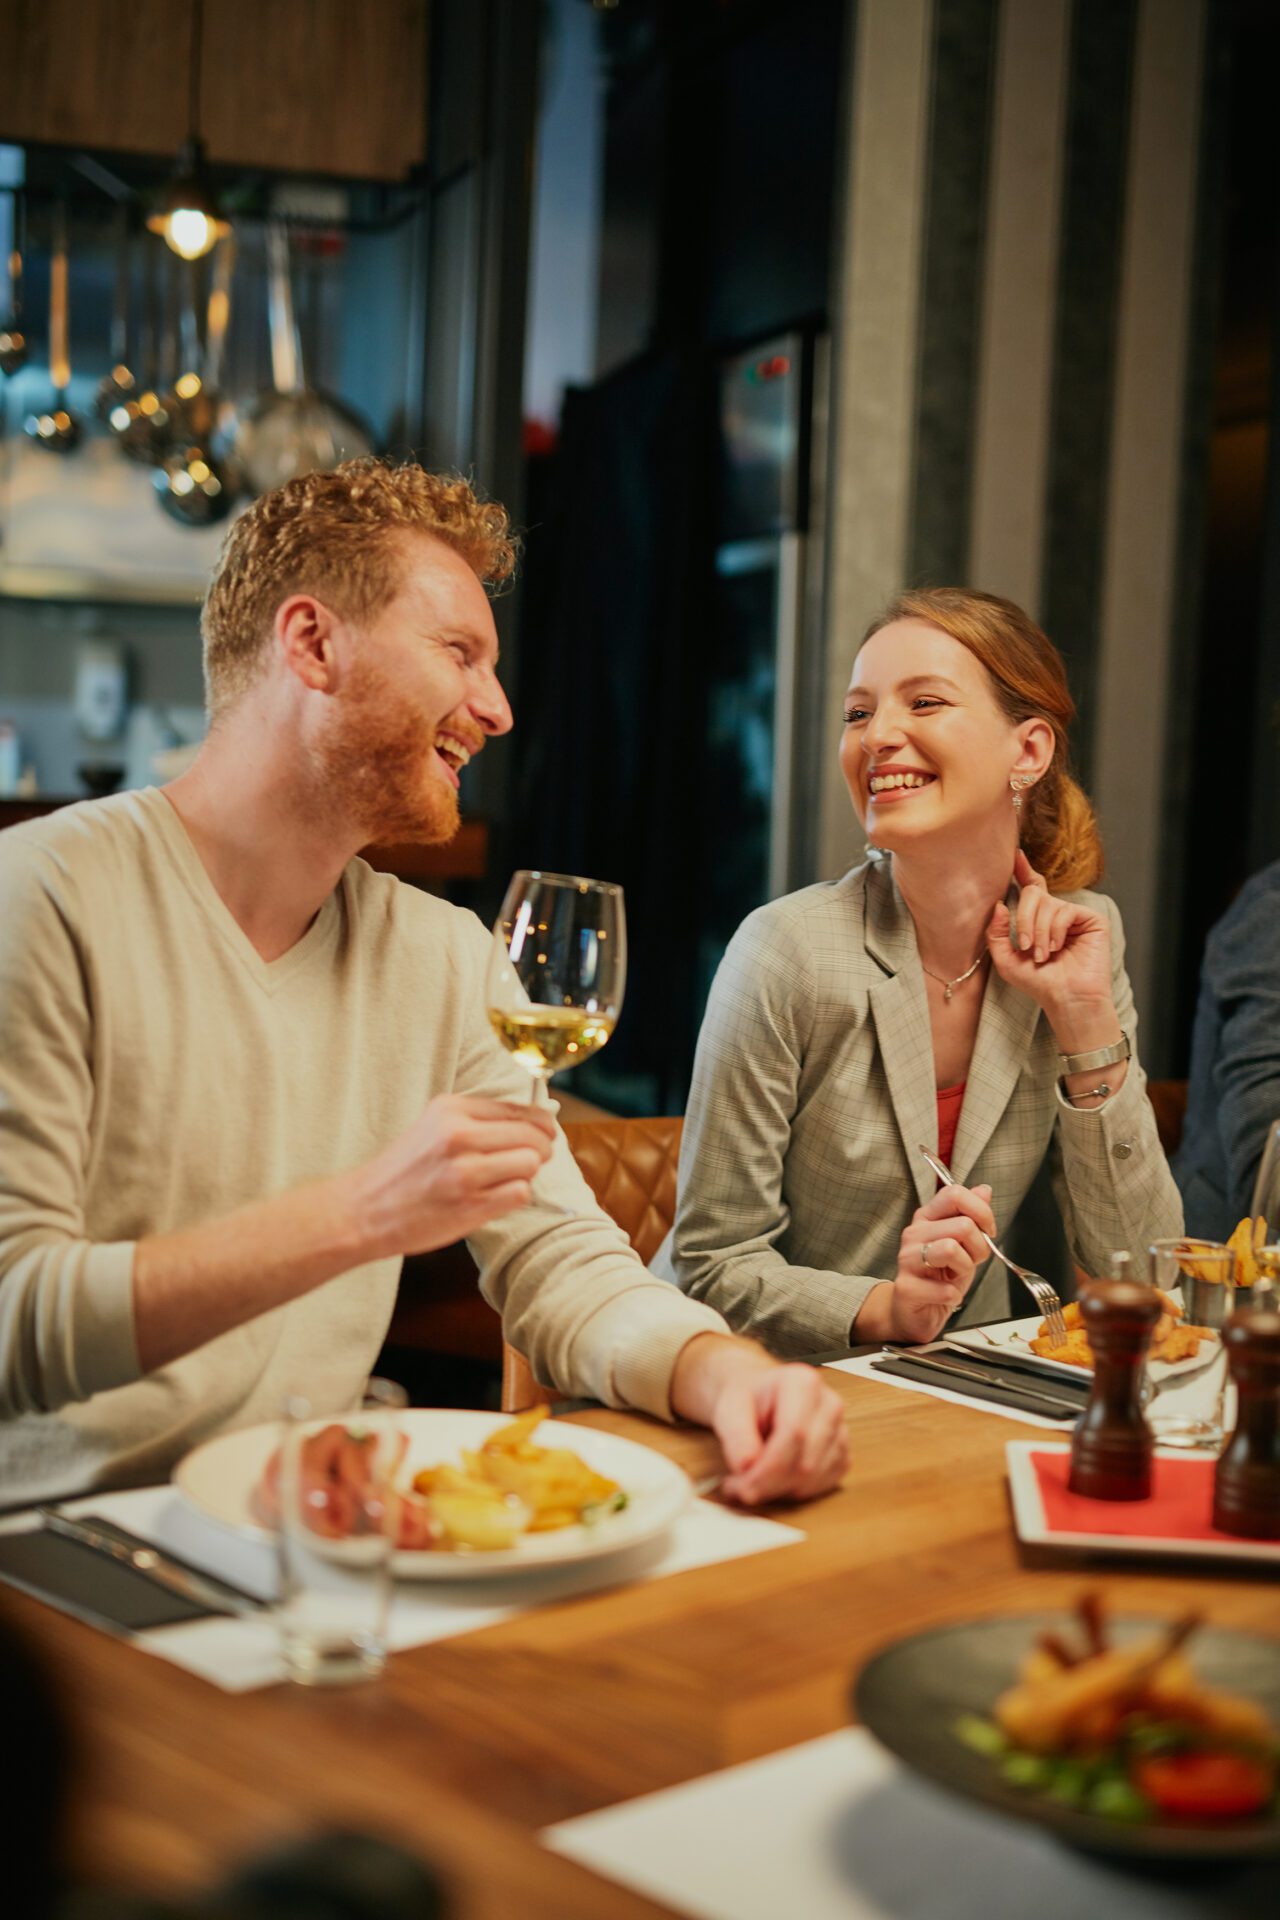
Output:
[0,789,726,1502]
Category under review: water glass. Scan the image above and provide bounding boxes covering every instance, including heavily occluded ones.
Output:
[275,1376,407,1686]
[1146,1239,1238,1450]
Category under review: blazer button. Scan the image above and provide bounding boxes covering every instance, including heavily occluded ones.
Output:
[1112,1141,1133,1160]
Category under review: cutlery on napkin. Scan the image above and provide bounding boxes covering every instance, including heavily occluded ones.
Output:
[872,1347,1087,1420]
[37,1508,264,1618]
[0,1526,223,1635]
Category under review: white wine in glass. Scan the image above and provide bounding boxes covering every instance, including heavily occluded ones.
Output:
[487,870,626,1102]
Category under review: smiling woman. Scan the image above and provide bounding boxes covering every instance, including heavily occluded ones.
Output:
[845,589,1101,895]
[655,587,1183,1356]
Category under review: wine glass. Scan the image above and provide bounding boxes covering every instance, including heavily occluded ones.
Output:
[486,870,626,1103]
[1249,1118,1280,1299]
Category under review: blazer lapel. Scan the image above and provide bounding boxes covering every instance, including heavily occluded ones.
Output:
[864,861,937,1208]
[950,928,1042,1184]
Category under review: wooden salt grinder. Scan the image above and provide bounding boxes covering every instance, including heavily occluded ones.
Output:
[1068,1281,1162,1500]
[1213,1303,1280,1539]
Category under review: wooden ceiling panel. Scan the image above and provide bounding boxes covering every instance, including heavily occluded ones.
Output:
[0,0,428,181]
[0,0,191,157]
[199,0,429,180]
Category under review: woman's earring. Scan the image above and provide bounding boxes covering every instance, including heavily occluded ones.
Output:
[1010,774,1034,812]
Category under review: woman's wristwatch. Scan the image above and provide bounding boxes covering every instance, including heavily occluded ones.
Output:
[1058,1034,1130,1108]
[1058,1034,1130,1075]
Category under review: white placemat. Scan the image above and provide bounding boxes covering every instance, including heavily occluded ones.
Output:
[543,1726,1280,1920]
[7,1486,801,1692]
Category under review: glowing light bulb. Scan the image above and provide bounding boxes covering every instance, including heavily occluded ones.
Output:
[164,208,217,261]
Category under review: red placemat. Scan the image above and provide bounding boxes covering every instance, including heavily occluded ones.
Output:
[1031,1449,1276,1542]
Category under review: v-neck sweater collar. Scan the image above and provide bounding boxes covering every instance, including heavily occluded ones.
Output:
[146,787,343,994]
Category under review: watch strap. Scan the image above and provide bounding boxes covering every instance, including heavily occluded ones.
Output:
[1058,1034,1130,1075]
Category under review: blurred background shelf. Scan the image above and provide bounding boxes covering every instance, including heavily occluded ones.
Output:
[0,795,490,885]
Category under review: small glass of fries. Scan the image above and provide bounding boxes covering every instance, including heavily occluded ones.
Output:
[1147,1232,1250,1450]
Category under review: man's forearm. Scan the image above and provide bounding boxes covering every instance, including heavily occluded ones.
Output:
[133,1170,368,1373]
[132,1093,558,1377]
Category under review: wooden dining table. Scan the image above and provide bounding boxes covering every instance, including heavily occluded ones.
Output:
[8,1368,1278,1919]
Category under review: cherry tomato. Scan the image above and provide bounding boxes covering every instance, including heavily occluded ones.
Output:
[1132,1750,1274,1819]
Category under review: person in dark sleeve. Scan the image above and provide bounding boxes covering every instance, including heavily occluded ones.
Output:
[1175,861,1280,1239]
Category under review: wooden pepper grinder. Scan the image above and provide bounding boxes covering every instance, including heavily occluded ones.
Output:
[1069,1281,1162,1500]
[1213,1302,1280,1539]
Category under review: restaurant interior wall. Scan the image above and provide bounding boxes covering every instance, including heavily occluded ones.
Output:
[820,0,1277,1083]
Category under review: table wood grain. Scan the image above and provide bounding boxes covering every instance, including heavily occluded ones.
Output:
[8,1371,1276,1918]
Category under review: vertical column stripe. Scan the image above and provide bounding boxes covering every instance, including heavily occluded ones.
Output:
[1039,0,1139,777]
[968,0,1071,612]
[1093,0,1206,1051]
[818,0,935,880]
[908,0,999,587]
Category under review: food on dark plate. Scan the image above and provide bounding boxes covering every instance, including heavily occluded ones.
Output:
[955,1594,1278,1824]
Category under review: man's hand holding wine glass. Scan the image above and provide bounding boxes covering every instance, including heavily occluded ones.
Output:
[349,1094,557,1257]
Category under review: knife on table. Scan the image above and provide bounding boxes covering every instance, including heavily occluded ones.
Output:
[940,1344,1090,1390]
[875,1347,1089,1418]
[36,1508,263,1619]
[939,1338,1093,1393]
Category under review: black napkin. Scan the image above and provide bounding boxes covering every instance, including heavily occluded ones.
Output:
[871,1356,1083,1421]
[0,1528,215,1634]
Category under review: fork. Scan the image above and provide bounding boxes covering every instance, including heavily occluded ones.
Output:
[916,1144,1068,1347]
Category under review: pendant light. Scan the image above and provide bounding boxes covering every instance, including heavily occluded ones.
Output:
[147,0,229,262]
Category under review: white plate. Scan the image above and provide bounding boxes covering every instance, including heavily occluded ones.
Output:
[948,1310,1216,1383]
[174,1409,692,1581]
[1005,1440,1280,1567]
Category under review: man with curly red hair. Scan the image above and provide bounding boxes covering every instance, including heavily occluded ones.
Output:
[0,460,847,1508]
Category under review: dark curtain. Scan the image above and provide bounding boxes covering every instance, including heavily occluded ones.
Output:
[509,352,714,1113]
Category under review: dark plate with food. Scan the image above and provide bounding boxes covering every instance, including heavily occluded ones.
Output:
[852,1598,1280,1860]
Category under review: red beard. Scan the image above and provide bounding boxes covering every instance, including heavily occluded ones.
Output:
[315,653,461,847]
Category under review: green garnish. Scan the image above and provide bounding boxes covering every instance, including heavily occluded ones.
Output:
[1087,1775,1151,1821]
[579,1491,629,1526]
[954,1714,1008,1758]
[1000,1751,1054,1789]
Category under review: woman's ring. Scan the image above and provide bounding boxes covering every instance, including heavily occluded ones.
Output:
[921,1243,935,1268]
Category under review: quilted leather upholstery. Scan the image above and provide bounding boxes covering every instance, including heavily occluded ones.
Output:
[501,1115,683,1411]
[561,1115,684,1266]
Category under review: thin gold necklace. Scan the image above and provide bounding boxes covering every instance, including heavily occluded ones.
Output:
[920,951,987,1003]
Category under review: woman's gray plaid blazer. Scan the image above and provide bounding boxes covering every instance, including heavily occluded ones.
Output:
[653,858,1183,1356]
